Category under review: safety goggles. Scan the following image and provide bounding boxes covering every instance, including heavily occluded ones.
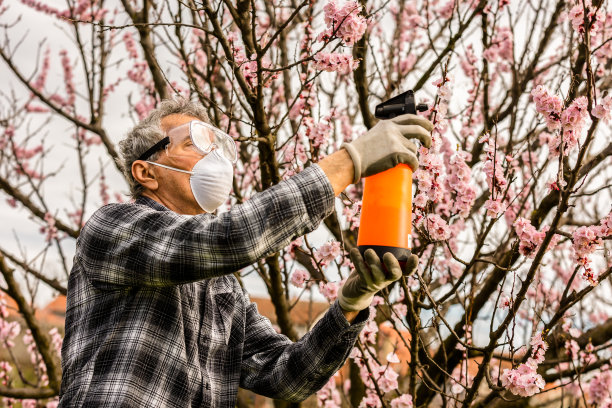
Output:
[137,120,237,163]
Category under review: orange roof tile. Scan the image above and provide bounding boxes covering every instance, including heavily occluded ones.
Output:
[6,293,330,331]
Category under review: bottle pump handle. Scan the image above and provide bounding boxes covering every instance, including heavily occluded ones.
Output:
[374,90,428,119]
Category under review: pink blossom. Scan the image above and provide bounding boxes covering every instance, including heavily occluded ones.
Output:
[599,211,612,236]
[450,360,473,394]
[569,3,605,35]
[479,133,508,197]
[485,197,505,218]
[390,394,413,408]
[0,317,21,348]
[134,98,156,121]
[41,212,58,243]
[49,327,63,355]
[531,85,562,131]
[445,151,475,217]
[342,200,361,230]
[547,176,567,192]
[60,49,76,106]
[239,56,258,89]
[413,193,428,208]
[398,54,416,76]
[433,76,453,101]
[425,214,451,241]
[14,145,43,161]
[483,27,513,64]
[588,366,612,405]
[317,376,342,408]
[368,295,382,308]
[413,143,445,208]
[437,0,455,19]
[359,319,378,344]
[562,318,572,333]
[318,0,367,46]
[592,95,612,123]
[0,360,12,387]
[560,97,589,154]
[376,365,399,392]
[569,327,581,338]
[319,281,339,301]
[75,128,101,146]
[500,332,548,396]
[20,0,69,19]
[302,116,332,150]
[569,4,586,33]
[123,32,139,59]
[393,3,422,45]
[565,339,579,360]
[289,86,317,120]
[290,269,310,288]
[530,332,548,364]
[359,390,382,408]
[31,48,50,92]
[499,293,512,309]
[100,173,110,205]
[572,225,603,284]
[317,241,343,264]
[349,346,361,360]
[392,303,407,327]
[339,113,354,143]
[25,103,49,113]
[572,225,602,263]
[313,52,359,74]
[513,217,546,258]
[500,362,546,397]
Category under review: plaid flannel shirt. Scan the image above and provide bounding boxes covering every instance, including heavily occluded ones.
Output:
[59,165,369,408]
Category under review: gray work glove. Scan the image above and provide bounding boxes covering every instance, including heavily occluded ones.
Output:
[338,248,419,312]
[342,114,434,184]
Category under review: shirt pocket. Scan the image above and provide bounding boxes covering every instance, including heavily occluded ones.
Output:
[210,291,236,346]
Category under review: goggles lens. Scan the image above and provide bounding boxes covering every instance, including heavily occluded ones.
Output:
[168,121,238,163]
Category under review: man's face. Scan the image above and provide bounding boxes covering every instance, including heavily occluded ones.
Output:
[147,114,205,214]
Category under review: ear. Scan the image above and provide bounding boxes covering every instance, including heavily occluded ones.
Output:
[132,160,159,192]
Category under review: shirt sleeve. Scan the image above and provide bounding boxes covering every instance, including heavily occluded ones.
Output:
[78,165,334,288]
[239,292,369,402]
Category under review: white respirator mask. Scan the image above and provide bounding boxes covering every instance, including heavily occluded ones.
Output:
[147,151,233,212]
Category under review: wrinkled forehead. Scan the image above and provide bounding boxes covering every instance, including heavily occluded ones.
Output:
[160,113,199,131]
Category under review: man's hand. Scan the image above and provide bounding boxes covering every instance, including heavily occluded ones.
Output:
[338,248,419,312]
[341,114,433,184]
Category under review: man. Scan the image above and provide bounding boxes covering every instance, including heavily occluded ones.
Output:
[59,98,433,407]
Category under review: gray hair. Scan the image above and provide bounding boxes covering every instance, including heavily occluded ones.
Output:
[117,98,210,199]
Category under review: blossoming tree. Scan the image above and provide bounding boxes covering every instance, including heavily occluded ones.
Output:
[0,0,611,407]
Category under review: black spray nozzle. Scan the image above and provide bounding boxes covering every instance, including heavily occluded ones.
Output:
[374,90,428,119]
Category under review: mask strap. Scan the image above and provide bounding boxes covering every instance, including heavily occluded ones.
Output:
[146,161,194,175]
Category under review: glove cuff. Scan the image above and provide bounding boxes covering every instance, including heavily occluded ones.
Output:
[338,293,374,312]
[341,143,362,184]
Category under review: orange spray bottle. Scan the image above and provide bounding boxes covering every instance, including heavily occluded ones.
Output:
[357,90,428,267]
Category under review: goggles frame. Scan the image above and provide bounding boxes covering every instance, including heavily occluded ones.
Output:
[137,120,237,163]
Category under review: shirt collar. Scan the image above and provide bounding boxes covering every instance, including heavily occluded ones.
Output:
[135,196,170,212]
